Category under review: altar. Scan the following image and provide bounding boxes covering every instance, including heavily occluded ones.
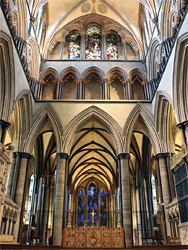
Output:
[63,228,124,248]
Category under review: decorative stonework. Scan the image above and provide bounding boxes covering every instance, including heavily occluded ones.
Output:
[81,3,91,13]
[98,4,108,14]
[170,144,188,170]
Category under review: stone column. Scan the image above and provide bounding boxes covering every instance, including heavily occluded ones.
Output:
[59,40,65,59]
[0,119,10,144]
[14,153,32,242]
[154,153,171,242]
[102,34,107,60]
[102,79,109,100]
[123,80,131,100]
[53,153,69,245]
[76,79,84,99]
[80,32,85,60]
[6,153,17,197]
[123,41,127,60]
[118,153,132,247]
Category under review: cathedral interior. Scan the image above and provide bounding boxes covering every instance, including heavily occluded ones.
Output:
[0,0,188,248]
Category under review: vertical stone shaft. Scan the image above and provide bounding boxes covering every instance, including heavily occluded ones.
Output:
[155,153,171,241]
[118,153,132,247]
[14,153,31,242]
[53,153,69,245]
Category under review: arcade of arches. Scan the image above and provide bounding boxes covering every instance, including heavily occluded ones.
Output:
[0,0,188,248]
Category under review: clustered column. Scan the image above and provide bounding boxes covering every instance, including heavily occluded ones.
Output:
[154,153,171,241]
[13,153,32,241]
[53,153,69,245]
[118,153,132,247]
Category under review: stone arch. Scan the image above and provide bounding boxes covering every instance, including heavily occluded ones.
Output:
[9,90,33,151]
[25,103,63,154]
[154,91,181,153]
[128,68,147,100]
[147,38,161,80]
[0,31,15,122]
[123,103,162,155]
[82,66,105,81]
[106,67,128,81]
[17,0,28,40]
[173,32,188,123]
[27,36,40,80]
[62,106,124,155]
[59,67,81,81]
[160,0,172,41]
[40,67,59,81]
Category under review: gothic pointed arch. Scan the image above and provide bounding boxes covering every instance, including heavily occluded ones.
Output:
[17,0,28,40]
[40,67,59,81]
[82,66,105,82]
[0,31,15,123]
[59,66,81,82]
[62,106,123,155]
[27,36,40,80]
[25,103,63,154]
[7,90,33,151]
[173,32,188,123]
[106,67,128,82]
[147,38,161,80]
[123,103,162,155]
[154,91,182,153]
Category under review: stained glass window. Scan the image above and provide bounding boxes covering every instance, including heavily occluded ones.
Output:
[78,189,85,227]
[85,26,101,60]
[100,189,107,227]
[106,34,118,59]
[69,33,81,59]
[151,174,157,214]
[87,183,97,226]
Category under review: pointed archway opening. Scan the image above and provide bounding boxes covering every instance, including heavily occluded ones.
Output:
[129,121,163,246]
[22,120,57,245]
[63,117,124,248]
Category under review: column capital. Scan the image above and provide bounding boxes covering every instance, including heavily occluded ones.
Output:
[154,152,169,160]
[182,120,188,127]
[12,151,32,159]
[0,119,11,129]
[177,122,184,129]
[56,152,69,160]
[117,153,130,160]
[152,16,158,24]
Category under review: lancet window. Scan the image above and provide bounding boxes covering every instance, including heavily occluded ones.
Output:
[87,183,97,226]
[78,189,85,227]
[85,25,102,59]
[69,33,81,59]
[106,34,118,59]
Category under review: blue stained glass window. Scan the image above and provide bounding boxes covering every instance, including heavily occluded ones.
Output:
[100,189,107,227]
[87,183,97,226]
[78,189,85,227]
